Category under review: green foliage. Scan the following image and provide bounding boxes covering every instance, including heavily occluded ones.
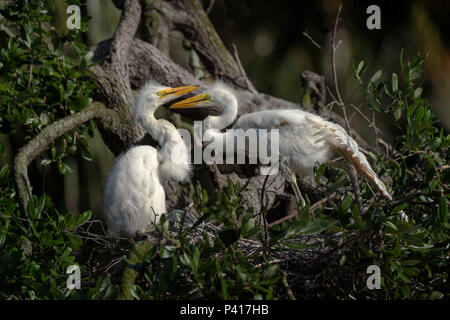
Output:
[0,0,96,174]
[337,51,450,299]
[91,179,333,300]
[0,192,93,299]
[0,1,447,300]
[123,181,283,299]
[0,1,98,299]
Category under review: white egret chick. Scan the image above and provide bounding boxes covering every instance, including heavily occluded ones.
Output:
[170,83,392,211]
[104,82,198,238]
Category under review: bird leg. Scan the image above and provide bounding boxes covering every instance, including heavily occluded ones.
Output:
[327,160,364,214]
[279,162,306,209]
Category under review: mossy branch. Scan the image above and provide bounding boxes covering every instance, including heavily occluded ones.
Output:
[13,102,116,215]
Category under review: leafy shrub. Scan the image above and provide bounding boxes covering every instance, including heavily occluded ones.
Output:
[0,0,96,299]
[0,1,447,300]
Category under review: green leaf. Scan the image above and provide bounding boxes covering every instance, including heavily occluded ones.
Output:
[40,159,51,166]
[192,247,200,271]
[0,164,9,179]
[438,195,448,224]
[179,252,192,269]
[0,219,9,249]
[409,243,433,252]
[398,272,411,284]
[401,260,421,266]
[61,162,74,174]
[367,103,381,112]
[299,219,330,235]
[356,60,364,74]
[74,210,92,228]
[394,106,402,120]
[368,70,382,88]
[340,195,353,212]
[69,97,90,111]
[339,255,346,266]
[0,82,9,92]
[263,264,279,280]
[428,291,443,300]
[391,73,398,93]
[414,87,423,98]
[392,203,408,216]
[383,221,398,232]
[314,163,327,184]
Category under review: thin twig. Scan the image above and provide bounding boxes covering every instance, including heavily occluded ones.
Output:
[310,192,338,212]
[282,272,297,300]
[267,212,297,229]
[330,5,344,105]
[231,43,257,93]
[259,174,270,246]
[302,31,322,50]
[330,4,351,134]
[206,0,215,15]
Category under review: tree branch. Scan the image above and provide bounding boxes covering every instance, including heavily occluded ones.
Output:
[329,4,351,134]
[141,0,171,54]
[141,0,256,91]
[89,0,145,154]
[13,102,115,214]
[110,0,142,60]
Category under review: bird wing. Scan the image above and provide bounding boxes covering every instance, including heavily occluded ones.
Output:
[235,110,305,130]
[306,116,392,201]
[234,109,332,159]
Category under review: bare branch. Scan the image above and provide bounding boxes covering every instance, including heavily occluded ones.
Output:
[302,31,322,50]
[330,5,344,105]
[232,43,257,93]
[110,0,142,60]
[141,0,171,54]
[329,4,351,134]
[142,0,245,87]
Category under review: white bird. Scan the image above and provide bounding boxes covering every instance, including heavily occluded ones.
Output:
[103,82,198,238]
[169,83,392,211]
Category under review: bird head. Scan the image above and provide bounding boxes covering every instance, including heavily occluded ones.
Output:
[155,84,200,104]
[133,81,200,124]
[168,82,238,130]
[135,81,200,108]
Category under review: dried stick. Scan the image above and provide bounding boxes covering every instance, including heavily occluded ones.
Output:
[232,43,257,93]
[330,4,351,133]
[302,31,323,50]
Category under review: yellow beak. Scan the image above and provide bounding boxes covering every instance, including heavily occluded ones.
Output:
[157,85,200,98]
[169,94,211,109]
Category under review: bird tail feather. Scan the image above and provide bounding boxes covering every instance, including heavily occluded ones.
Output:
[307,116,392,201]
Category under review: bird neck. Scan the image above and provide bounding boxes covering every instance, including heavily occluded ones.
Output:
[147,116,165,144]
[133,87,161,137]
[203,98,238,132]
[157,123,191,182]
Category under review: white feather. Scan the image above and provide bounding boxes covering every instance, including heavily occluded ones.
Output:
[103,82,192,238]
[195,83,392,201]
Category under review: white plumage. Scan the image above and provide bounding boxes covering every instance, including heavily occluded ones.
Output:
[104,82,197,237]
[235,109,392,201]
[170,82,392,206]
